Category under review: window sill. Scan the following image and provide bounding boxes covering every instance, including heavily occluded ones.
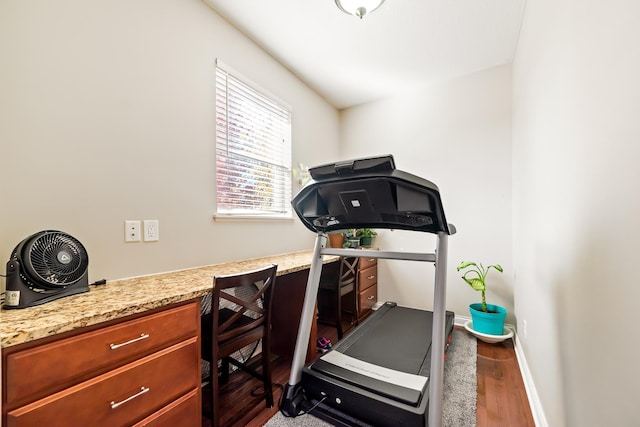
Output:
[213,214,294,222]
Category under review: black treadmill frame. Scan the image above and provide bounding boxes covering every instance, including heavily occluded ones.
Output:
[281,155,455,427]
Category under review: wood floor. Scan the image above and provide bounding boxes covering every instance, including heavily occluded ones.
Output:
[204,324,535,427]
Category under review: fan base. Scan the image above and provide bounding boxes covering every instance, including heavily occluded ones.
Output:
[3,262,89,309]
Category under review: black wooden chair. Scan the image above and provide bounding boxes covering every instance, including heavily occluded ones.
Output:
[201,264,278,427]
[318,256,358,340]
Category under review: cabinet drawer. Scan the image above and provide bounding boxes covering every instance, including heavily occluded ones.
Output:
[359,257,377,270]
[358,285,377,318]
[7,338,199,427]
[133,388,200,427]
[358,264,377,291]
[5,302,199,406]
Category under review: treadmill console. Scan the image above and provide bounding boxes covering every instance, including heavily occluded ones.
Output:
[291,155,452,235]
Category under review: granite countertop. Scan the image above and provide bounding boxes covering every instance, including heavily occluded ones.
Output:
[1,250,331,349]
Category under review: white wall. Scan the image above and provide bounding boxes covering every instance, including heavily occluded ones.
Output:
[0,0,340,286]
[7,1,640,424]
[513,0,640,425]
[340,65,513,322]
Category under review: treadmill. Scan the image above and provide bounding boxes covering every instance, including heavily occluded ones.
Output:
[281,155,456,427]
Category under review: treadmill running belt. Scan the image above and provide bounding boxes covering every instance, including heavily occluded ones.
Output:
[308,303,454,407]
[340,305,438,374]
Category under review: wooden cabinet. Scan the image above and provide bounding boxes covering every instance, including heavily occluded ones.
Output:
[356,257,378,321]
[2,301,201,427]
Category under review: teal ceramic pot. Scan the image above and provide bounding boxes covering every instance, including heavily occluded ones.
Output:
[469,303,507,335]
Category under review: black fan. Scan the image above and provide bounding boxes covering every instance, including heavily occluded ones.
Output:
[4,230,90,309]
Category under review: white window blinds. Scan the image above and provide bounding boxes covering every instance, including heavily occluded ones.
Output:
[215,61,292,218]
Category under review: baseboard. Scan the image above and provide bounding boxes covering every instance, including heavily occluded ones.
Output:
[454,314,471,328]
[513,332,548,427]
[454,314,548,427]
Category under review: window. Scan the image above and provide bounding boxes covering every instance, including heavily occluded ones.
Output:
[215,60,292,219]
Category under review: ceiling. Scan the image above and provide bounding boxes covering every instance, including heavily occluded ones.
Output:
[203,0,526,109]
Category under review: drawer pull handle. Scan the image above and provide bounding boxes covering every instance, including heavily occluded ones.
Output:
[109,333,150,350]
[111,386,150,409]
[367,258,375,262]
[367,275,375,280]
[367,295,375,300]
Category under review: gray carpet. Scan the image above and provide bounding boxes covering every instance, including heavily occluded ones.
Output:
[266,329,477,426]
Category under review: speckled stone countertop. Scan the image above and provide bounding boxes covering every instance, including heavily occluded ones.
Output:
[1,250,333,349]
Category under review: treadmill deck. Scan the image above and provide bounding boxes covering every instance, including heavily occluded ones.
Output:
[303,303,455,426]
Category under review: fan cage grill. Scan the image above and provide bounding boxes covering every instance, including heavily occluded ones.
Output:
[23,232,89,287]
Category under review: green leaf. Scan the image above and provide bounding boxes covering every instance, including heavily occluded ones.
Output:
[468,278,485,291]
[457,261,477,271]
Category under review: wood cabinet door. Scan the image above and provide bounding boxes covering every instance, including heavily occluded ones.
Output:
[358,286,378,319]
[358,264,377,292]
[5,303,199,407]
[359,257,377,270]
[132,388,200,427]
[7,338,199,427]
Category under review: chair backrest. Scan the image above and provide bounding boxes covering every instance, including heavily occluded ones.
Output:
[338,257,358,288]
[213,264,278,342]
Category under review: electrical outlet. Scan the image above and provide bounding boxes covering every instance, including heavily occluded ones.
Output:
[125,220,141,242]
[143,220,159,242]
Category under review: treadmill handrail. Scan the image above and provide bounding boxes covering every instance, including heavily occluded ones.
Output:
[320,248,436,263]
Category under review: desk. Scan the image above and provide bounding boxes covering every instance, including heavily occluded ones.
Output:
[1,251,336,425]
[0,250,337,355]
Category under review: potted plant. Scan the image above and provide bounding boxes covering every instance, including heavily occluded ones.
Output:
[457,261,506,335]
[344,229,360,248]
[327,232,344,248]
[356,228,378,247]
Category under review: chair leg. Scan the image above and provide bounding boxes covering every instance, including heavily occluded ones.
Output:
[336,290,342,340]
[350,291,359,328]
[220,358,230,384]
[212,353,220,427]
[262,336,274,407]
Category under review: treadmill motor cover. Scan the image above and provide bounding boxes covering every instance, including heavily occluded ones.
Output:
[291,155,452,235]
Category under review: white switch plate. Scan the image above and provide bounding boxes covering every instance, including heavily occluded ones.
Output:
[143,220,159,241]
[125,220,142,242]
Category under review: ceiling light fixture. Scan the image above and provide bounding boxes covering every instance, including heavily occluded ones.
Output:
[335,0,385,19]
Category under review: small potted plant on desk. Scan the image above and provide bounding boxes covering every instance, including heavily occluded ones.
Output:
[356,228,378,247]
[343,229,360,248]
[457,261,507,337]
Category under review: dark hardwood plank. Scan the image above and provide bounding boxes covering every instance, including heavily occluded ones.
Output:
[205,324,535,427]
[477,334,535,427]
